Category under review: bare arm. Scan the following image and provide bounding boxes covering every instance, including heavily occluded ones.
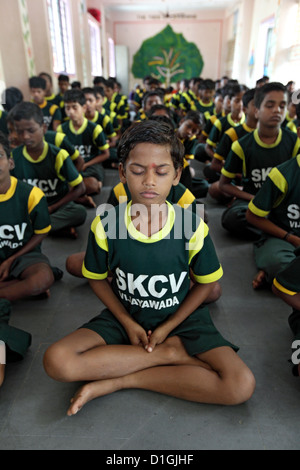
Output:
[246,209,300,247]
[82,149,110,169]
[0,233,48,281]
[219,174,253,201]
[48,182,86,214]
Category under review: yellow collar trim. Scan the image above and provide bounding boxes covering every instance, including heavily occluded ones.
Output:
[254,128,282,148]
[70,118,88,135]
[0,176,18,202]
[125,201,175,243]
[23,141,48,163]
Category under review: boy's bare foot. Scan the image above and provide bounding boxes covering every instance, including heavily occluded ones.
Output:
[76,195,96,208]
[252,270,267,289]
[32,289,51,300]
[67,378,121,416]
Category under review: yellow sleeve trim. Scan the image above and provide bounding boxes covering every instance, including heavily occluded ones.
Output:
[82,262,108,280]
[177,190,195,208]
[213,153,224,162]
[28,187,46,214]
[292,138,300,157]
[34,225,51,235]
[91,217,108,252]
[268,168,288,194]
[55,149,69,181]
[206,138,217,148]
[248,200,270,217]
[68,174,83,188]
[221,168,236,179]
[273,278,297,296]
[188,220,209,264]
[191,265,223,284]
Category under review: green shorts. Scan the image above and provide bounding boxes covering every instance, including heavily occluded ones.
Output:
[9,251,51,279]
[0,300,31,363]
[82,163,105,182]
[274,256,300,295]
[80,307,239,356]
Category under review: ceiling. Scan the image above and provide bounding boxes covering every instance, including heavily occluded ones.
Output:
[101,0,236,13]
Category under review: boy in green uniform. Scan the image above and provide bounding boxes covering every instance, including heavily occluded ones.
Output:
[38,72,57,105]
[83,87,118,169]
[0,132,54,387]
[246,156,300,375]
[11,102,87,238]
[192,79,215,122]
[272,256,300,376]
[29,77,62,131]
[43,120,255,416]
[57,89,109,198]
[208,88,258,199]
[246,155,300,288]
[220,82,300,239]
[205,85,245,160]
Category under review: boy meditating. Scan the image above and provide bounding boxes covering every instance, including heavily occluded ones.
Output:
[43,120,255,416]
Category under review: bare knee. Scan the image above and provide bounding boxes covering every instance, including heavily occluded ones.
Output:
[205,282,222,304]
[66,253,85,278]
[25,266,54,296]
[223,368,256,405]
[43,343,75,382]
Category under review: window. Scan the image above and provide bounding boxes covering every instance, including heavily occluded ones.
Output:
[89,19,102,77]
[108,37,116,77]
[47,0,75,74]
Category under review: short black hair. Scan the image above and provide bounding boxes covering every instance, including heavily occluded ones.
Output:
[82,87,97,98]
[58,74,69,82]
[254,82,287,109]
[63,89,86,106]
[11,101,44,126]
[148,114,175,130]
[2,87,23,112]
[104,79,115,90]
[39,72,52,84]
[0,131,11,158]
[142,90,164,108]
[148,104,171,118]
[181,110,204,128]
[71,81,81,89]
[198,79,215,91]
[29,76,46,90]
[242,88,256,108]
[94,86,105,98]
[118,120,184,171]
[228,84,244,100]
[93,76,106,86]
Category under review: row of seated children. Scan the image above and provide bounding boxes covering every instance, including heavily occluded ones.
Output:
[1,72,298,400]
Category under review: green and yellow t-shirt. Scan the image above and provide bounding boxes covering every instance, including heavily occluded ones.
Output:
[222,128,300,195]
[11,142,83,205]
[83,202,222,323]
[57,118,109,163]
[0,176,51,262]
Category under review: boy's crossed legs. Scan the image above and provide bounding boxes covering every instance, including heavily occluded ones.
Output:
[43,329,255,416]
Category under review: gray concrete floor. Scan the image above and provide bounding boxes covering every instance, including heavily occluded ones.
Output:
[0,162,299,450]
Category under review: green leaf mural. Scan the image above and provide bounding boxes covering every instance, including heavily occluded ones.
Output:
[132,25,204,86]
